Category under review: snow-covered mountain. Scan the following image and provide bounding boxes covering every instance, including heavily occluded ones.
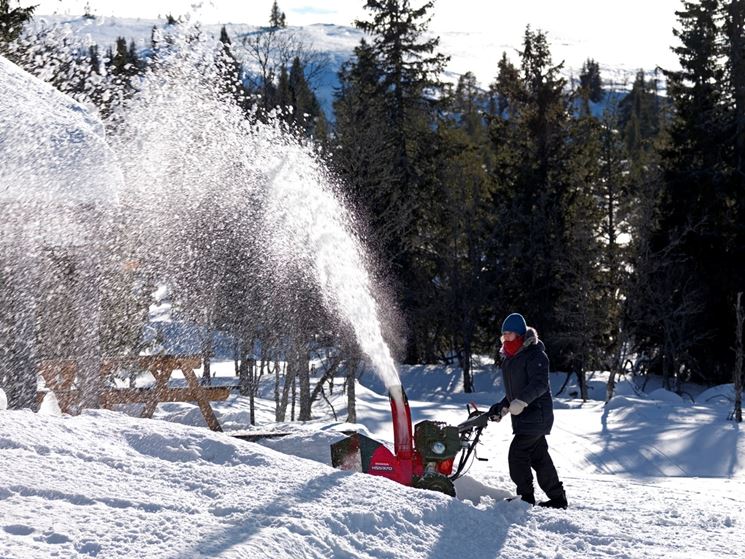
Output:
[28,14,655,118]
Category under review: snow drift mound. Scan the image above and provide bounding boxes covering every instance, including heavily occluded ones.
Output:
[0,410,526,559]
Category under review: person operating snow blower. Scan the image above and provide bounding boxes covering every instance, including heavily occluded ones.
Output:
[488,313,568,509]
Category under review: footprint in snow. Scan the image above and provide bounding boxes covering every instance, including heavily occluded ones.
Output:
[4,524,35,536]
[76,541,103,556]
[45,532,71,544]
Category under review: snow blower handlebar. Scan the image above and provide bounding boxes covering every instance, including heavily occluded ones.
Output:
[456,410,490,433]
[448,405,491,481]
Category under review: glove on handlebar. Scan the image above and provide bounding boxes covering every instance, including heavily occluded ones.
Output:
[488,403,509,422]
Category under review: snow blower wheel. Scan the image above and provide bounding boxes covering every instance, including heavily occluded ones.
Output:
[413,473,456,496]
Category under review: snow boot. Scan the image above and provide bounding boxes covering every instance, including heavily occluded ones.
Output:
[537,491,567,509]
[507,493,535,505]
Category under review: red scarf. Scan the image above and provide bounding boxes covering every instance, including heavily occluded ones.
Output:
[502,336,524,358]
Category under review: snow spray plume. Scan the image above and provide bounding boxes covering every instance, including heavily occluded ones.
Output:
[107,28,405,405]
[0,53,122,409]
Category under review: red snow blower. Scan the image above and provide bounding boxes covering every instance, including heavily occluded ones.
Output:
[330,385,490,497]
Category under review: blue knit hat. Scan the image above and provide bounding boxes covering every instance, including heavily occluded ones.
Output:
[501,313,527,335]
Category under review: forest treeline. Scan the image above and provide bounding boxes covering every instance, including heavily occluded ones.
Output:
[1,1,744,415]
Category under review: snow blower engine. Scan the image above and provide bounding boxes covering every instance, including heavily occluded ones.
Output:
[330,385,490,497]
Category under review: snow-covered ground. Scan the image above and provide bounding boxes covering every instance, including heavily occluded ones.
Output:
[1,363,742,558]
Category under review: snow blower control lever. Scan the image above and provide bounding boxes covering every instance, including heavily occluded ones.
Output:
[330,388,492,497]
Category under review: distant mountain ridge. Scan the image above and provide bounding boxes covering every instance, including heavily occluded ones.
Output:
[28,14,650,118]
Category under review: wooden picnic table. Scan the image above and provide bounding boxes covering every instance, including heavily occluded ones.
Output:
[37,356,230,431]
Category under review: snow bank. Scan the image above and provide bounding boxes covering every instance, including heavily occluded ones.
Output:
[2,359,744,558]
[648,387,686,403]
[2,396,743,559]
[0,409,523,559]
[698,383,736,404]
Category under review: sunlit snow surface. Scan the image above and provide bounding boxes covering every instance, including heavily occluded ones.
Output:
[1,369,743,559]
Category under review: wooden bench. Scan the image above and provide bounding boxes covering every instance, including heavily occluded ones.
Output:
[37,356,229,431]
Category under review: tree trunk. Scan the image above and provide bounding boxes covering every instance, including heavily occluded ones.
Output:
[461,333,474,393]
[273,360,281,418]
[662,342,672,390]
[251,358,262,426]
[606,350,623,403]
[459,310,475,392]
[606,335,628,403]
[606,368,617,403]
[238,355,250,397]
[735,292,743,423]
[297,341,311,421]
[237,351,257,425]
[556,371,572,397]
[277,359,295,422]
[309,359,341,407]
[578,368,588,402]
[346,356,358,423]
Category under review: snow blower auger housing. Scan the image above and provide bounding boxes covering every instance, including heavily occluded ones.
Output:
[330,385,490,497]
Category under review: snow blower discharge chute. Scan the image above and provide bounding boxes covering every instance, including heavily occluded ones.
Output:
[330,385,490,497]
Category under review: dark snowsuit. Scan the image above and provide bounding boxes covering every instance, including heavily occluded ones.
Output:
[498,327,564,501]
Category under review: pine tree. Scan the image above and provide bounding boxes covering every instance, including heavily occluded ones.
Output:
[486,27,608,372]
[0,0,34,42]
[89,44,101,74]
[110,36,129,74]
[276,63,290,109]
[489,27,569,328]
[351,0,449,363]
[127,40,139,74]
[553,109,608,399]
[333,40,396,233]
[618,70,663,160]
[288,56,321,135]
[579,58,603,104]
[216,26,244,104]
[269,1,286,28]
[723,1,745,389]
[488,52,520,118]
[648,0,731,384]
[595,101,637,400]
[453,71,489,143]
[428,74,495,390]
[0,0,35,56]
